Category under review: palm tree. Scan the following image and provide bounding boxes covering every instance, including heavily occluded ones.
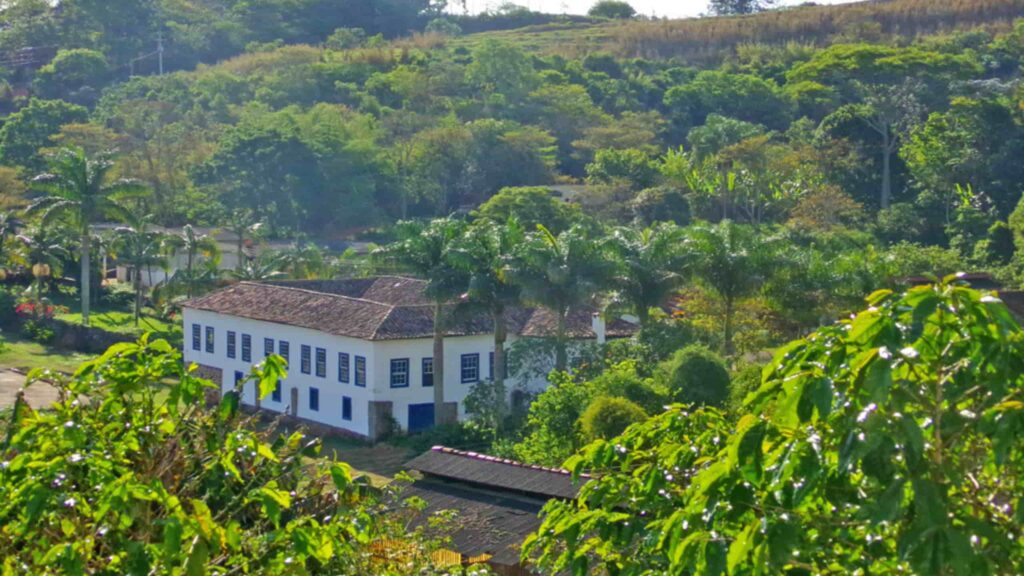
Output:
[224,208,263,271]
[510,224,614,373]
[609,222,692,327]
[687,220,777,355]
[28,147,148,325]
[114,214,166,325]
[231,251,287,281]
[450,219,524,392]
[15,225,70,303]
[280,241,327,279]
[163,224,220,298]
[374,218,468,426]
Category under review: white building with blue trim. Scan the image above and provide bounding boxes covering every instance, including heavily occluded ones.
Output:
[182,277,636,439]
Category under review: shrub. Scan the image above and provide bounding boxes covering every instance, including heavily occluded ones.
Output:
[579,396,647,441]
[0,286,16,326]
[20,319,55,344]
[631,186,692,226]
[0,340,460,573]
[660,344,731,407]
[727,361,763,413]
[100,283,136,308]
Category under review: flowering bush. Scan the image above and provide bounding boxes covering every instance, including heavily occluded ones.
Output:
[14,300,68,319]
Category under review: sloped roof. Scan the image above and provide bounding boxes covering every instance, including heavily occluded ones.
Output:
[184,277,637,341]
[405,446,586,500]
[1001,290,1024,321]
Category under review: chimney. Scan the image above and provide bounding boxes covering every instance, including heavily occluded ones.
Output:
[592,313,606,345]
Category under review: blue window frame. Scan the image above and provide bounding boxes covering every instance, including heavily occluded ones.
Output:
[264,338,274,358]
[342,396,352,421]
[461,353,480,384]
[390,358,409,388]
[272,380,281,403]
[191,324,200,351]
[338,353,350,383]
[278,341,290,364]
[422,358,434,387]
[241,334,252,362]
[227,331,236,359]
[315,347,327,378]
[355,356,366,388]
[234,371,244,390]
[300,345,311,374]
[205,326,215,354]
[309,387,319,412]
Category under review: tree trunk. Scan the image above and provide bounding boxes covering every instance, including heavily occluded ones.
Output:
[433,302,451,425]
[724,297,734,356]
[555,309,568,373]
[637,304,650,328]
[133,269,142,325]
[880,128,892,210]
[80,232,91,326]
[493,307,507,389]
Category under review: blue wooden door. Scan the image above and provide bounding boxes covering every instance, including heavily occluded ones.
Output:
[408,403,435,433]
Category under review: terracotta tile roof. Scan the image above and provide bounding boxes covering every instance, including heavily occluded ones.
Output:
[185,277,638,341]
[405,446,587,500]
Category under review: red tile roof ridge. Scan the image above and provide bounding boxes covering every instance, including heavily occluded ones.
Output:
[430,445,577,477]
[235,281,398,311]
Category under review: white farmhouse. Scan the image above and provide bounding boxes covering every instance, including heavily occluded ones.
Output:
[182,276,637,440]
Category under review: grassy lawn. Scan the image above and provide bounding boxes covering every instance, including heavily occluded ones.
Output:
[0,332,96,373]
[56,309,179,338]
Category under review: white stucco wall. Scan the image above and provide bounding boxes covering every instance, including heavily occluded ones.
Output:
[181,308,552,436]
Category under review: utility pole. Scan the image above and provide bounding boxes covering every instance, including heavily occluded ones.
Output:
[157,32,164,75]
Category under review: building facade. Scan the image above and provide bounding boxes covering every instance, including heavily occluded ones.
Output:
[182,277,636,439]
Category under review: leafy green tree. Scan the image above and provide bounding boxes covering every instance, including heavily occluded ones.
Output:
[630,186,692,227]
[664,70,793,132]
[708,0,776,15]
[510,224,614,372]
[14,224,70,300]
[32,48,109,104]
[473,186,580,234]
[424,17,462,36]
[526,282,1024,575]
[0,211,23,267]
[512,371,595,466]
[28,147,147,325]
[223,208,264,272]
[585,148,659,190]
[374,218,468,426]
[580,396,646,441]
[688,220,778,355]
[587,0,636,19]
[0,338,461,573]
[467,39,540,107]
[686,114,766,160]
[451,220,525,393]
[0,99,88,171]
[659,343,731,406]
[608,222,691,326]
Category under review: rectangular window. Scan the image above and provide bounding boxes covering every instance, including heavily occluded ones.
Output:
[279,341,290,364]
[234,371,244,386]
[422,358,434,388]
[338,353,350,383]
[300,345,311,374]
[355,356,366,388]
[264,338,274,358]
[241,334,252,363]
[227,331,236,359]
[342,396,352,421]
[315,347,327,378]
[191,324,200,351]
[489,351,495,380]
[271,380,281,403]
[309,387,319,412]
[205,326,215,354]
[461,353,480,384]
[390,358,409,388]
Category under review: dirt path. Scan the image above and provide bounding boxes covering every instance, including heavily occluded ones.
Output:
[0,369,59,410]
